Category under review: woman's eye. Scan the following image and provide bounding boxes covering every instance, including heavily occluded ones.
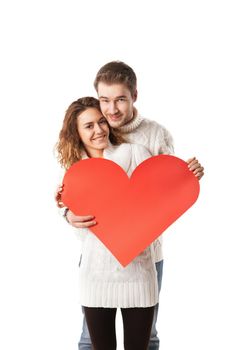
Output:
[100,120,107,124]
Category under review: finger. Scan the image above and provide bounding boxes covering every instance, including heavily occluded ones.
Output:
[71,215,95,222]
[188,159,198,166]
[188,161,200,171]
[55,184,64,192]
[195,171,204,180]
[55,194,62,203]
[186,157,196,164]
[196,174,203,180]
[55,195,61,203]
[54,186,64,201]
[193,166,204,175]
[57,201,65,208]
[72,220,97,228]
[57,187,64,195]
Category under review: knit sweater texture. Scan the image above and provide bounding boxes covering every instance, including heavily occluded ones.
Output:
[62,111,174,308]
[118,110,174,262]
[76,142,159,308]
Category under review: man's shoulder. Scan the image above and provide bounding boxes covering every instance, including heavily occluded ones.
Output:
[127,114,174,155]
[139,116,165,131]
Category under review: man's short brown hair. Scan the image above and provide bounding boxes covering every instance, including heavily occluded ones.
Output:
[94,61,137,97]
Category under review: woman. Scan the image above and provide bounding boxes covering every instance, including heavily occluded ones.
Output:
[56,97,158,350]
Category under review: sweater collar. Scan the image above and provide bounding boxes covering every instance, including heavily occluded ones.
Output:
[104,143,131,173]
[80,141,118,160]
[117,108,143,134]
[80,142,131,173]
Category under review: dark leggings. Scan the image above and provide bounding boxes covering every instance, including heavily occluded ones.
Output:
[83,306,155,350]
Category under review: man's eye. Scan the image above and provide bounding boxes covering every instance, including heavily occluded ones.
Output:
[118,98,126,102]
[86,125,92,129]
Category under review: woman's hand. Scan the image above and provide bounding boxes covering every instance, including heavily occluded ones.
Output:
[187,157,204,180]
[54,184,65,208]
[55,184,96,228]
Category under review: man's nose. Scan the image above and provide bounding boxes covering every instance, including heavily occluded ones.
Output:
[108,101,118,114]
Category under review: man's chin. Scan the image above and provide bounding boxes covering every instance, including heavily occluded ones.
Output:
[109,119,124,129]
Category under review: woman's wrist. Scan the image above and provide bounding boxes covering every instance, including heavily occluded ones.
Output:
[63,207,70,223]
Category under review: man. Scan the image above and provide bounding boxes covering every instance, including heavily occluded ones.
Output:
[56,61,204,350]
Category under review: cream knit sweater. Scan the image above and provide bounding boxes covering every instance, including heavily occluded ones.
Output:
[63,111,174,308]
[63,111,174,262]
[76,142,159,308]
[118,110,174,262]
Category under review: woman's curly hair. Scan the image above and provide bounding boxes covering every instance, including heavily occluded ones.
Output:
[56,97,125,169]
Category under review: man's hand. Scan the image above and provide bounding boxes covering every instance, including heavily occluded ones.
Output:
[187,157,204,180]
[66,210,96,228]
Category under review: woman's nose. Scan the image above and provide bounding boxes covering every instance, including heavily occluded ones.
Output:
[94,123,104,134]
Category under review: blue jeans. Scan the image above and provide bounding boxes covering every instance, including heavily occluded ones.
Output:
[78,260,164,350]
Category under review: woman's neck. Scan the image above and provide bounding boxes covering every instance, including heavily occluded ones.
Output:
[85,148,104,158]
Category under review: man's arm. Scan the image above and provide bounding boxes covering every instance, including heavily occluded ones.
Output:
[157,126,204,180]
[65,210,96,228]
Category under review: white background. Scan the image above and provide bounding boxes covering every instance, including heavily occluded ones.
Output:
[0,1,233,349]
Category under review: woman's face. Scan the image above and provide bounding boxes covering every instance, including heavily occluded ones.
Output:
[77,108,110,156]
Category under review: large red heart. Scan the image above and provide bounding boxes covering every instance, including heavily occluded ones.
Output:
[61,155,199,266]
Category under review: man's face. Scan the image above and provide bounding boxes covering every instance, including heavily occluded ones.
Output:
[97,82,137,128]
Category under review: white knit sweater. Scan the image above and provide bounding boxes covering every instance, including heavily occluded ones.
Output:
[119,108,174,157]
[76,142,159,308]
[118,110,174,262]
[62,111,174,262]
[60,111,174,307]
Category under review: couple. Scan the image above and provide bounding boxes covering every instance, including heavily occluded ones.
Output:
[56,61,204,350]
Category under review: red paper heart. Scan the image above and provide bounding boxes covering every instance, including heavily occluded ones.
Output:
[61,155,199,266]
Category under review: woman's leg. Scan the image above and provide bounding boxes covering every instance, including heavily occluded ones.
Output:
[83,307,117,350]
[121,306,155,350]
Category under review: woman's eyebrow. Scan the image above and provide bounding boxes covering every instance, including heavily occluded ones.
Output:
[83,121,93,126]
